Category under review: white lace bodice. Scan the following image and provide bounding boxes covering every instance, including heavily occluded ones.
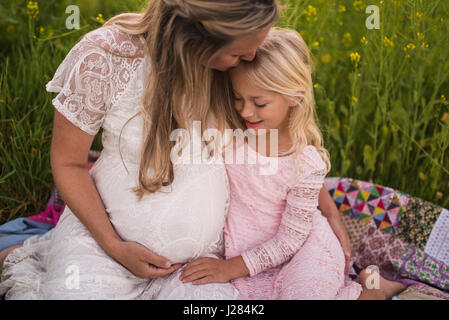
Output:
[46,25,148,164]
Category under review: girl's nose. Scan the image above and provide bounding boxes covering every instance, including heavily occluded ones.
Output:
[240,103,255,119]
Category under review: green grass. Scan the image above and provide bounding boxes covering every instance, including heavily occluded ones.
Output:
[0,0,448,224]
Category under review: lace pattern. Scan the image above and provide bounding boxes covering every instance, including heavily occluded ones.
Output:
[46,26,146,136]
[241,154,327,277]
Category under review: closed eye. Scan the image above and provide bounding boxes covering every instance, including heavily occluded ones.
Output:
[255,103,267,108]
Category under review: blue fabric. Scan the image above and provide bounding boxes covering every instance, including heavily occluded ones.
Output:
[0,218,53,251]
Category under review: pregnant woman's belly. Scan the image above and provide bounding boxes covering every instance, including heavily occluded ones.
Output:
[89,153,229,264]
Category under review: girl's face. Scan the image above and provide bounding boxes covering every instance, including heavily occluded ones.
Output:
[208,28,271,71]
[230,66,293,135]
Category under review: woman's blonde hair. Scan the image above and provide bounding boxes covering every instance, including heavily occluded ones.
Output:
[101,0,280,199]
[234,28,331,173]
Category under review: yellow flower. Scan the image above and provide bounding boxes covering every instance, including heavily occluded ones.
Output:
[416,12,423,19]
[350,52,360,66]
[436,192,443,200]
[39,26,44,33]
[404,43,416,51]
[27,1,38,10]
[312,41,319,47]
[442,94,446,101]
[353,0,364,11]
[342,32,352,47]
[421,42,429,48]
[26,1,39,18]
[360,36,368,45]
[313,84,319,88]
[321,53,331,64]
[96,13,105,23]
[338,5,346,13]
[352,96,359,105]
[417,32,424,40]
[304,5,318,22]
[418,172,427,181]
[383,36,395,47]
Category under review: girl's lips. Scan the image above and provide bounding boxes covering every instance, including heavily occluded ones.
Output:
[245,120,263,129]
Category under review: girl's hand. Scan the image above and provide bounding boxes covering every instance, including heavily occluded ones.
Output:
[109,240,182,279]
[179,257,247,285]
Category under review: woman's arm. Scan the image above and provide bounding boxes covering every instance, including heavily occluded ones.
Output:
[318,185,352,274]
[51,111,181,278]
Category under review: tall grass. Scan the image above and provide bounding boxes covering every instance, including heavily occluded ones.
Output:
[279,0,449,207]
[0,0,448,224]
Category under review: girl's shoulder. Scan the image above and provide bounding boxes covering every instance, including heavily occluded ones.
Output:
[297,145,328,177]
[82,25,147,58]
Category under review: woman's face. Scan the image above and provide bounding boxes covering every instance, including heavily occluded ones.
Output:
[208,28,271,71]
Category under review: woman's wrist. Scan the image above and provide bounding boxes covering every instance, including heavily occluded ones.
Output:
[97,233,124,259]
[226,256,250,280]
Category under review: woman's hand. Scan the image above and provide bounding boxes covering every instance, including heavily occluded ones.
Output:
[179,256,249,285]
[108,240,182,279]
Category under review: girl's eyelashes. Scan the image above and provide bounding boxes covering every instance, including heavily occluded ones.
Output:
[255,103,267,108]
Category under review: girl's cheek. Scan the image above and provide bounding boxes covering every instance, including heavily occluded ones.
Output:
[234,101,243,112]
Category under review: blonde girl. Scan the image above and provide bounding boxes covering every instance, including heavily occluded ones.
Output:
[180,28,407,300]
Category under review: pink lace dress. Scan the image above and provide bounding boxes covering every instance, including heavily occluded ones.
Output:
[224,143,362,299]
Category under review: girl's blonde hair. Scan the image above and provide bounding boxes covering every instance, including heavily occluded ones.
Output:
[100,0,280,199]
[235,28,331,172]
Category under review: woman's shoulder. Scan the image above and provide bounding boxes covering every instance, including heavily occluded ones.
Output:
[82,25,147,58]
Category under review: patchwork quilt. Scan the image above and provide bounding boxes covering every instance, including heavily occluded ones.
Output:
[325,177,449,300]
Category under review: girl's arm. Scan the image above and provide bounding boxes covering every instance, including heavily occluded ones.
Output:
[240,146,327,277]
[318,186,352,274]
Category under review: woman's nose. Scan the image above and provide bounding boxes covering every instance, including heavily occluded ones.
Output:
[240,51,256,62]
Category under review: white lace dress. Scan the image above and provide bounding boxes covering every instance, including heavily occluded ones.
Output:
[0,26,240,300]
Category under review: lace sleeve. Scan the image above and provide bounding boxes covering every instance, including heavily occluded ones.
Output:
[241,146,328,277]
[45,36,112,136]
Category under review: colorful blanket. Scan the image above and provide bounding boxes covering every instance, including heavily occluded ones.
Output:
[325,177,449,300]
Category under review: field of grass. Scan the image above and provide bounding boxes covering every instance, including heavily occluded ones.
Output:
[0,0,448,224]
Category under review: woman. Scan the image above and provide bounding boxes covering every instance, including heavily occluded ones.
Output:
[0,0,359,299]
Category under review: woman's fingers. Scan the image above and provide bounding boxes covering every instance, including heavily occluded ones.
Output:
[140,246,172,268]
[146,263,182,278]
